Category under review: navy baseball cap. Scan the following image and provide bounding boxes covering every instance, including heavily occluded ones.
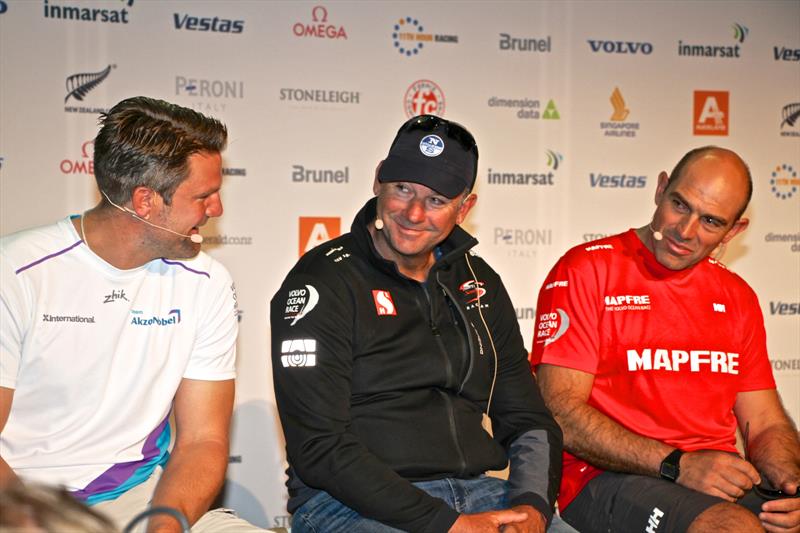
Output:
[377,115,478,198]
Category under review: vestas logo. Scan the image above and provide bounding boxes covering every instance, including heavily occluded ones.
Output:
[130,309,181,326]
[293,5,347,39]
[65,65,113,104]
[60,140,94,175]
[173,12,244,33]
[774,46,800,61]
[587,40,653,55]
[590,172,646,188]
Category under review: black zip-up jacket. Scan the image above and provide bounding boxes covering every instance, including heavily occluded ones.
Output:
[271,198,562,532]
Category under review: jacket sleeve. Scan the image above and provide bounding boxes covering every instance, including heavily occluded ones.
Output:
[483,271,563,525]
[271,271,459,533]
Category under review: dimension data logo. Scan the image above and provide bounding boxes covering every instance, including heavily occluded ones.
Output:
[678,22,747,58]
[391,16,457,57]
[64,65,114,114]
[693,91,729,136]
[499,33,551,52]
[781,103,800,137]
[600,87,640,137]
[769,163,799,200]
[404,79,445,117]
[44,0,132,23]
[488,96,543,120]
[173,12,244,33]
[293,5,346,39]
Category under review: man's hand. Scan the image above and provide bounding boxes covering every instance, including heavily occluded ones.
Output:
[760,495,800,533]
[449,508,529,533]
[678,450,760,501]
[500,505,546,533]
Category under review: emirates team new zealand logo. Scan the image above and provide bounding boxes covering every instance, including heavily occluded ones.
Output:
[64,65,113,103]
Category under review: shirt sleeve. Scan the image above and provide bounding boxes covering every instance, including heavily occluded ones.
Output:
[271,272,458,533]
[182,261,238,381]
[736,284,776,392]
[0,246,28,390]
[482,270,563,525]
[530,251,602,375]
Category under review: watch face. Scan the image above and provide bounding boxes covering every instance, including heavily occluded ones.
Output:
[660,461,679,481]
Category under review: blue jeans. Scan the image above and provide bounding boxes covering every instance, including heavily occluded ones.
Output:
[292,476,577,532]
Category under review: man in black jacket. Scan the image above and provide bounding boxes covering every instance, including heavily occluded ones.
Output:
[271,115,566,533]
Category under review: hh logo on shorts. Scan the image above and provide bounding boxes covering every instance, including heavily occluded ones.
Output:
[372,290,397,316]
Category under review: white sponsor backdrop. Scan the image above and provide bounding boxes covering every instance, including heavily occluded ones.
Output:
[1,0,798,528]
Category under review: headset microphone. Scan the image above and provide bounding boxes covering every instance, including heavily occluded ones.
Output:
[374,218,384,230]
[649,222,663,241]
[101,191,204,244]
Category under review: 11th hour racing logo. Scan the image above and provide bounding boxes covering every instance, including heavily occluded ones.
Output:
[678,23,747,58]
[64,65,114,114]
[770,164,799,200]
[130,309,181,326]
[391,16,457,57]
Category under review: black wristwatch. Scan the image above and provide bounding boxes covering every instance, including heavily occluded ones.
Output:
[659,449,684,482]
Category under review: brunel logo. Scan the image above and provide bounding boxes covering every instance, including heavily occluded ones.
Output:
[173,12,244,33]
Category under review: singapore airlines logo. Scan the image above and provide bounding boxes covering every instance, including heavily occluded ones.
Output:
[610,87,629,121]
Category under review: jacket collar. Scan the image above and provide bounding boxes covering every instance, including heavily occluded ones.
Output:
[350,197,479,280]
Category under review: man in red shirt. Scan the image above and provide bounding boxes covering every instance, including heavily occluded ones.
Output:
[531,146,800,532]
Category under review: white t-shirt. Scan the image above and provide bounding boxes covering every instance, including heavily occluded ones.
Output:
[0,217,238,504]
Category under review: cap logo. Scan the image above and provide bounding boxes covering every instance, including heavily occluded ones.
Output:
[419,135,444,157]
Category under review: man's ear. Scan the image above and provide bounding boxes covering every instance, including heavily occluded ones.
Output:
[131,186,157,219]
[654,171,670,205]
[373,160,384,196]
[456,193,477,225]
[721,217,749,244]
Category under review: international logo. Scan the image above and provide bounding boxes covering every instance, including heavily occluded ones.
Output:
[693,91,729,136]
[44,0,133,23]
[279,88,360,108]
[493,227,553,259]
[542,99,560,120]
[773,46,800,62]
[175,76,243,113]
[372,290,397,316]
[280,339,316,368]
[391,16,457,57]
[499,33,551,52]
[587,39,653,55]
[42,313,95,324]
[627,348,739,375]
[173,12,244,33]
[292,164,349,184]
[590,172,646,188]
[535,309,569,346]
[781,103,800,137]
[420,135,444,157]
[769,163,798,200]
[284,285,320,325]
[600,87,640,137]
[130,309,181,326]
[60,140,94,175]
[764,232,800,253]
[299,217,341,257]
[678,22,747,58]
[64,65,114,114]
[404,79,445,117]
[103,289,129,303]
[293,5,346,39]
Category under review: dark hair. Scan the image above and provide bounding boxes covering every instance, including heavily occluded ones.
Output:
[667,146,753,219]
[93,96,227,205]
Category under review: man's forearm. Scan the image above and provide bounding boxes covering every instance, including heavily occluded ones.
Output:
[749,421,800,489]
[147,440,228,532]
[556,400,673,476]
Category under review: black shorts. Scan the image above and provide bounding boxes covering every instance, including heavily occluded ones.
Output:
[560,471,754,533]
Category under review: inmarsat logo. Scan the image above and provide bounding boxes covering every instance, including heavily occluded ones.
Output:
[44,0,133,23]
[280,339,316,367]
[60,140,94,175]
[293,5,347,39]
[64,65,114,114]
[404,79,445,117]
[678,22,747,58]
[693,91,729,136]
[546,150,563,170]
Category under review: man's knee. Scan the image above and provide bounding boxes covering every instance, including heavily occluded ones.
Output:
[688,501,760,533]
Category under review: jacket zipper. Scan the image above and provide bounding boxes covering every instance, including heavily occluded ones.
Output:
[437,272,476,394]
